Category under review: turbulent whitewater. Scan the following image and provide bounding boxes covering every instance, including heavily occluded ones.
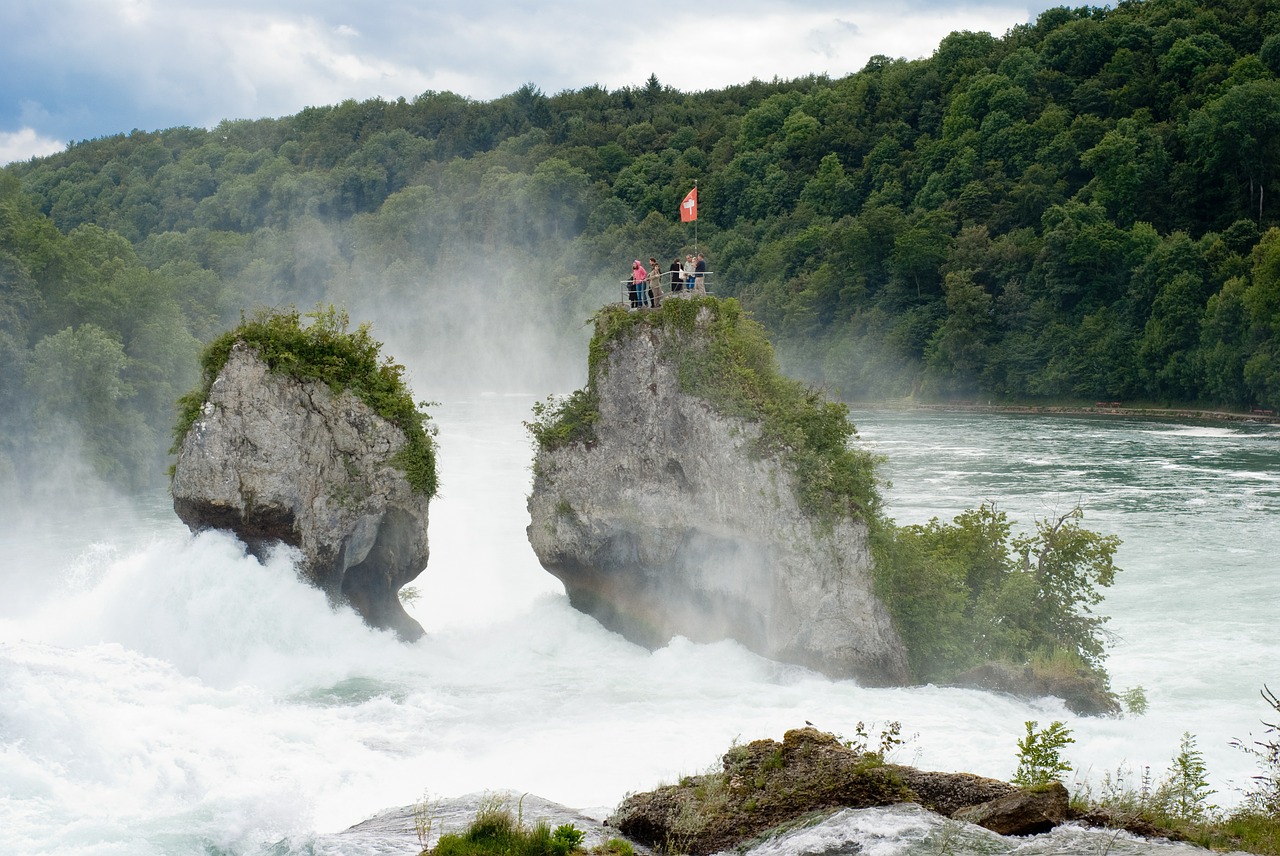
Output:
[0,396,1276,856]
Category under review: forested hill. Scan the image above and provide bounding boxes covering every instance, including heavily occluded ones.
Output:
[4,0,1280,492]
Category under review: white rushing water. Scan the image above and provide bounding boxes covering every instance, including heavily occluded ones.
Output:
[1,395,1277,856]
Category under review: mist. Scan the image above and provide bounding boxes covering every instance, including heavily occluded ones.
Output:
[328,243,596,400]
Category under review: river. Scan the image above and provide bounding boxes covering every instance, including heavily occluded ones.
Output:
[0,396,1276,855]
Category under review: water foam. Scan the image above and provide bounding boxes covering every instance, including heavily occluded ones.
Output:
[0,400,1276,855]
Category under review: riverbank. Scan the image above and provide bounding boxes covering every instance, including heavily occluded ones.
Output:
[851,400,1280,426]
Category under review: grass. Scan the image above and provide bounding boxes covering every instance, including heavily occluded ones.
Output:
[1074,781,1280,854]
[171,305,438,496]
[422,794,590,856]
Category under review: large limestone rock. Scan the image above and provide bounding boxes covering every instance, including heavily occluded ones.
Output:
[527,302,909,685]
[171,342,429,640]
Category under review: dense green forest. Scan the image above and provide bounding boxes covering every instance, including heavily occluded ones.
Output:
[5,0,1280,492]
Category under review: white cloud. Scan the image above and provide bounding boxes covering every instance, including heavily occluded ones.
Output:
[1,0,1056,144]
[0,128,66,166]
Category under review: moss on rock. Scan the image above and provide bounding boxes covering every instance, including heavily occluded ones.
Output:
[528,296,882,523]
[173,305,437,496]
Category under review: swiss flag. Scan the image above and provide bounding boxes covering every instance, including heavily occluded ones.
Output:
[680,186,698,222]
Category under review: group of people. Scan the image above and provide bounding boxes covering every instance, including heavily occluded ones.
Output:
[628,253,708,308]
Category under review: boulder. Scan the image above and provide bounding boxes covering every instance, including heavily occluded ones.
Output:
[610,727,912,855]
[892,768,1017,817]
[948,661,1121,717]
[610,727,1067,855]
[527,300,909,685]
[952,781,1070,836]
[171,341,429,640]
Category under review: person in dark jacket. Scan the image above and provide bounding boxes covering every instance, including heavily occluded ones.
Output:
[669,257,684,293]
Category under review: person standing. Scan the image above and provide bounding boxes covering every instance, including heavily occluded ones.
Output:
[647,257,662,307]
[669,257,684,293]
[694,252,707,294]
[683,254,696,292]
[629,260,644,307]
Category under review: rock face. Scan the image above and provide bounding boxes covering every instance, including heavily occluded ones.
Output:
[527,304,909,685]
[171,342,429,640]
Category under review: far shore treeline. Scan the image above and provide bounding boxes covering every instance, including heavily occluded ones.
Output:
[5,0,1280,492]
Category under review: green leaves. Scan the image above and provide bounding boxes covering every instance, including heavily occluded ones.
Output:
[873,502,1120,682]
[1012,720,1075,788]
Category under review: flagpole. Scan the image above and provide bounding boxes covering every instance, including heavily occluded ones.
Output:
[694,179,698,255]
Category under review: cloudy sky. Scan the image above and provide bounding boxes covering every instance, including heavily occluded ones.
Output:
[1,0,1058,165]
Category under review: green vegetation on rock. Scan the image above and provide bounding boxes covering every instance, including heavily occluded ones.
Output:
[1070,690,1280,854]
[611,728,912,856]
[527,295,884,522]
[870,502,1120,687]
[173,305,438,496]
[421,795,586,856]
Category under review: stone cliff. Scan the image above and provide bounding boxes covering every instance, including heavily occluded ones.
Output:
[527,297,909,685]
[171,313,434,641]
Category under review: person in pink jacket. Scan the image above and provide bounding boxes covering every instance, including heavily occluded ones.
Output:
[630,260,647,307]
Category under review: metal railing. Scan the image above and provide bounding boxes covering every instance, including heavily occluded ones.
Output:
[620,270,714,308]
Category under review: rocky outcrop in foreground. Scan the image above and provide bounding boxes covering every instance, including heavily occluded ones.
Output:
[346,729,1187,855]
[171,341,430,640]
[527,300,909,685]
[610,727,1072,854]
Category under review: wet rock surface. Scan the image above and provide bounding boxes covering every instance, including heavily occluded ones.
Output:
[947,661,1121,717]
[171,342,430,640]
[609,728,1073,855]
[527,306,909,685]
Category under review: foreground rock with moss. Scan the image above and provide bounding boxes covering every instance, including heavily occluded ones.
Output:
[526,297,908,685]
[345,727,1260,856]
[610,727,1074,854]
[171,309,436,641]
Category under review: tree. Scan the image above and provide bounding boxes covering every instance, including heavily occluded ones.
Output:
[1136,270,1208,399]
[524,158,592,241]
[875,503,1121,681]
[25,324,153,487]
[1242,228,1280,405]
[1081,113,1171,226]
[1187,81,1280,228]
[1013,506,1120,669]
[924,269,994,395]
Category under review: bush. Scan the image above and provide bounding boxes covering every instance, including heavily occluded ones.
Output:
[524,389,599,452]
[1154,732,1216,824]
[1012,720,1074,788]
[871,502,1120,683]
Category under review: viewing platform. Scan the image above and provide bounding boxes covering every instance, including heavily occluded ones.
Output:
[619,269,714,308]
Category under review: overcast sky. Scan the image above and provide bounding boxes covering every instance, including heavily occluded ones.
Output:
[1,0,1059,166]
